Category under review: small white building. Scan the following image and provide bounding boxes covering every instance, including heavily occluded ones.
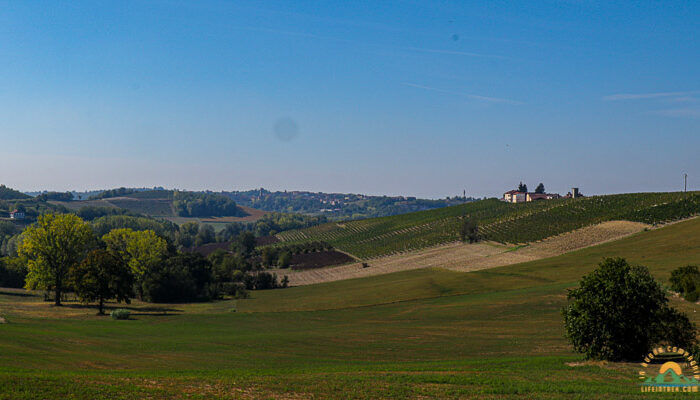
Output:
[503,190,527,203]
[9,209,25,220]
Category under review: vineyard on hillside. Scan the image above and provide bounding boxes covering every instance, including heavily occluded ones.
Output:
[274,192,700,259]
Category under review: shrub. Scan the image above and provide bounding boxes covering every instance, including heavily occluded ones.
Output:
[686,290,700,303]
[110,309,130,320]
[669,265,700,302]
[563,258,697,361]
[219,282,248,299]
[244,272,282,290]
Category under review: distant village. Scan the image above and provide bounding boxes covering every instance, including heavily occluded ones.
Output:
[502,182,583,203]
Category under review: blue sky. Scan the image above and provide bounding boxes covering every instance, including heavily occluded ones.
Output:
[0,1,698,198]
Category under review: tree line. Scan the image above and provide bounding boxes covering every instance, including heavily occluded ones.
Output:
[172,191,244,217]
[516,182,546,193]
[1,213,288,314]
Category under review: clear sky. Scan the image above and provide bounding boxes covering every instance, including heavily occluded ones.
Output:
[0,1,698,198]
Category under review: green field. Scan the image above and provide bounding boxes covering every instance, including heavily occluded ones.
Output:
[0,216,698,399]
[52,197,174,216]
[275,192,700,259]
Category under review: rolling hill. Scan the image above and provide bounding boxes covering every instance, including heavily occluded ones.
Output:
[0,209,698,399]
[274,191,700,259]
[51,190,268,228]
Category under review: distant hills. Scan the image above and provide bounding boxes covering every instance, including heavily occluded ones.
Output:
[0,185,31,200]
[22,186,477,221]
[220,188,476,220]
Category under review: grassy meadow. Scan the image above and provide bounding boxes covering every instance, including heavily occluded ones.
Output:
[0,217,699,399]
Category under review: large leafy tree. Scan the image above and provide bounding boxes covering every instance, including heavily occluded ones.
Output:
[141,253,213,303]
[70,249,134,314]
[535,183,545,194]
[563,258,697,361]
[102,228,168,298]
[19,214,95,305]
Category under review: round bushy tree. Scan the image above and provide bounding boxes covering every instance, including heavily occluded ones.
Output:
[563,257,697,361]
[20,214,95,305]
[71,249,134,314]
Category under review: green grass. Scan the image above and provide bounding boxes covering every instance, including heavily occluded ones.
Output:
[275,192,700,259]
[0,218,698,398]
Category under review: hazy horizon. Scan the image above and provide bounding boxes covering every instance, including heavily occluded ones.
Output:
[1,1,698,198]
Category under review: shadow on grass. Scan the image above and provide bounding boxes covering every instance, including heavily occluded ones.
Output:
[62,303,183,316]
[0,289,37,298]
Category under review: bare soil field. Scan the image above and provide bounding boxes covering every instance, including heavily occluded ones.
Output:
[288,250,355,270]
[279,220,651,286]
[192,236,280,257]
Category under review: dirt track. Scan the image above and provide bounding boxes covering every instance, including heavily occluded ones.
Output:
[277,220,650,286]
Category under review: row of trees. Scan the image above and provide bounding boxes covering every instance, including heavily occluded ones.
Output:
[88,187,136,200]
[517,182,545,193]
[172,192,243,217]
[36,191,73,202]
[16,214,288,313]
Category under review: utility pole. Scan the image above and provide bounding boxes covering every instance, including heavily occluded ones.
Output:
[684,173,688,192]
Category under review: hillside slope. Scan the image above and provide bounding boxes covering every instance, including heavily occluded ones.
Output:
[1,209,696,399]
[275,192,700,259]
[244,215,700,312]
[52,190,262,223]
[275,220,653,286]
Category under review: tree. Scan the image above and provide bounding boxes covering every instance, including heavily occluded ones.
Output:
[231,232,256,258]
[261,247,278,267]
[518,182,528,192]
[19,214,95,305]
[102,229,168,298]
[141,253,213,303]
[174,222,200,249]
[459,218,479,243]
[535,183,545,194]
[563,258,697,361]
[277,251,292,268]
[70,249,134,314]
[194,224,216,247]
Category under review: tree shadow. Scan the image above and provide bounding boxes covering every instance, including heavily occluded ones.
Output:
[61,303,183,316]
[121,305,183,316]
[0,289,37,298]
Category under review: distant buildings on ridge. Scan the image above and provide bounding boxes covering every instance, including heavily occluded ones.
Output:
[502,187,583,204]
[9,209,25,220]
